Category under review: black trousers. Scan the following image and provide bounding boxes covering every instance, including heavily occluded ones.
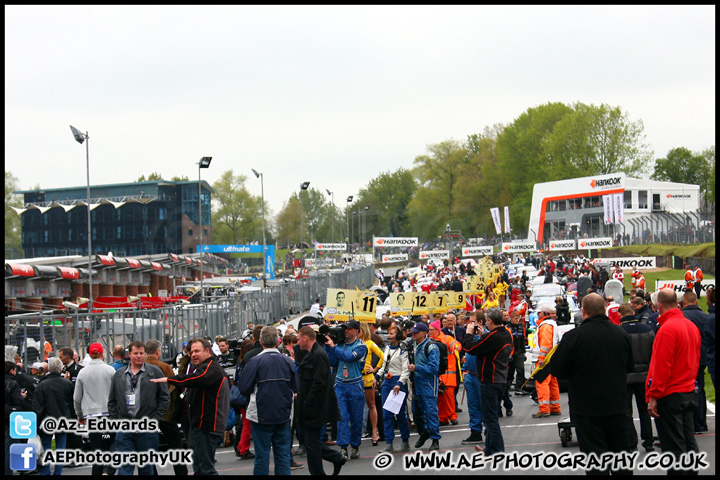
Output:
[507,351,526,389]
[158,419,189,475]
[303,425,345,475]
[693,367,707,432]
[88,431,116,475]
[626,382,654,449]
[655,391,699,476]
[573,413,634,475]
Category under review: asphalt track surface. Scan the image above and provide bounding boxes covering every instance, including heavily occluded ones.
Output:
[62,386,715,476]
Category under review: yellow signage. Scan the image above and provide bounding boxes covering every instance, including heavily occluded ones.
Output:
[325,288,377,322]
[390,292,416,316]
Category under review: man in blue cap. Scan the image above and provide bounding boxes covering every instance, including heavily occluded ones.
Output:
[408,321,441,451]
[325,319,367,460]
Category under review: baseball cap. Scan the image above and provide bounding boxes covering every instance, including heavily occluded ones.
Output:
[411,322,429,333]
[345,320,361,330]
[88,343,104,355]
[31,362,44,370]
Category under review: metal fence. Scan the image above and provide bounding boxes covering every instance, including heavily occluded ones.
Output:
[5,265,376,366]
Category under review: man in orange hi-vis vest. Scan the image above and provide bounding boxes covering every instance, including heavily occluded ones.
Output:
[684,266,696,293]
[630,266,641,289]
[429,320,462,425]
[531,304,561,418]
[693,265,704,298]
[635,272,646,292]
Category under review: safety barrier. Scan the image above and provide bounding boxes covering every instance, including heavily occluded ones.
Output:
[5,265,376,366]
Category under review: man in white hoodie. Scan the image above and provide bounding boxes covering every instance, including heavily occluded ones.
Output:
[73,343,117,476]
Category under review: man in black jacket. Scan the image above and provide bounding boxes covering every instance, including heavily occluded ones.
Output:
[296,326,346,475]
[462,307,513,456]
[33,357,75,475]
[618,303,655,452]
[154,337,230,475]
[681,291,709,434]
[5,361,34,476]
[552,293,634,475]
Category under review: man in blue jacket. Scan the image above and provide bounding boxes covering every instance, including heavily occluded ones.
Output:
[237,326,298,475]
[409,321,441,451]
[325,319,367,460]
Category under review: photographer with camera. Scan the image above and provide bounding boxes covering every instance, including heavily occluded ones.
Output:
[376,325,411,453]
[463,307,513,456]
[324,319,368,460]
[408,322,441,451]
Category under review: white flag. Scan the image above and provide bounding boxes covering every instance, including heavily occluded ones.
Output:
[504,206,511,233]
[613,193,624,224]
[490,207,501,234]
[602,195,614,225]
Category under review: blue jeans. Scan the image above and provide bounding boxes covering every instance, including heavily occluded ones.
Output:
[190,428,222,475]
[114,431,158,475]
[413,376,440,440]
[334,379,365,449]
[463,373,483,434]
[381,377,410,443]
[250,421,291,476]
[480,382,505,455]
[39,432,66,475]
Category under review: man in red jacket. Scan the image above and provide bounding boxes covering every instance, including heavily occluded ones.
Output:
[646,288,701,475]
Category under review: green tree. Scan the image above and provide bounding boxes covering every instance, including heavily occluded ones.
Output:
[652,146,714,210]
[455,125,507,237]
[276,197,302,247]
[354,168,417,239]
[5,171,23,258]
[544,102,653,178]
[496,102,573,230]
[407,139,468,238]
[211,170,267,245]
[171,175,189,181]
[136,172,164,182]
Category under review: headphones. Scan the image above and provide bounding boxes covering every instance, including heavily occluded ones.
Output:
[390,327,404,342]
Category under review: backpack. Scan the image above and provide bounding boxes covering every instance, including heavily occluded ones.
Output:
[424,339,448,376]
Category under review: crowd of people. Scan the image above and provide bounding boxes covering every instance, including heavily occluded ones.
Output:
[4,254,715,476]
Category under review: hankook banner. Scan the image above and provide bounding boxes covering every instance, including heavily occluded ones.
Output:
[577,237,613,249]
[419,250,450,260]
[548,240,577,251]
[315,243,347,251]
[592,257,657,269]
[381,254,409,263]
[654,279,715,297]
[501,241,537,253]
[373,236,419,248]
[462,246,494,257]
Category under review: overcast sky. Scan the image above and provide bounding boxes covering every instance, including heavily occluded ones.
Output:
[5,5,715,218]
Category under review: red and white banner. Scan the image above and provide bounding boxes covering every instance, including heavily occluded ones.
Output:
[655,279,715,297]
[462,246,493,257]
[419,250,450,260]
[381,254,408,263]
[578,237,613,249]
[501,241,536,253]
[373,237,418,248]
[548,240,576,251]
[315,243,346,251]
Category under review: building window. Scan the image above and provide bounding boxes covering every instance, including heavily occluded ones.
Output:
[188,229,193,236]
[638,191,648,209]
[624,191,632,209]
